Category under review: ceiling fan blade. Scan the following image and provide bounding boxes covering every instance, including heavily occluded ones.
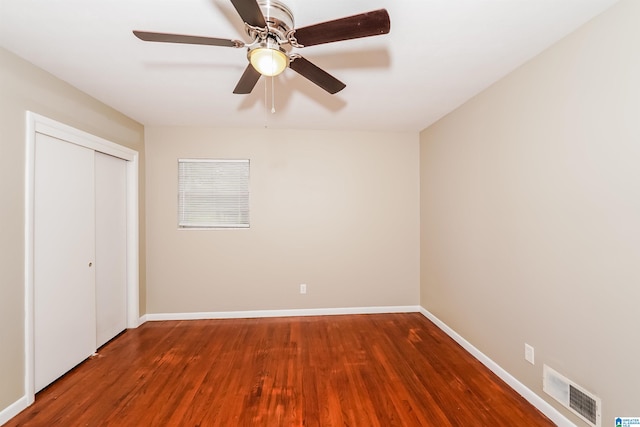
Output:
[233,64,262,94]
[230,0,266,28]
[133,31,243,48]
[292,9,390,47]
[289,56,346,94]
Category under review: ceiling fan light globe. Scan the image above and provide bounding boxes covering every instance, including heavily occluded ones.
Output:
[250,47,288,76]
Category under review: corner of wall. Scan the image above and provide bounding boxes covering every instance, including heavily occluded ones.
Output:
[418,307,574,427]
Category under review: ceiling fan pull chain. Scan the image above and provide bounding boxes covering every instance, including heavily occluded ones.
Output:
[263,74,268,127]
[271,76,276,114]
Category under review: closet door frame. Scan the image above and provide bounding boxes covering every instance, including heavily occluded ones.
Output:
[24,112,140,404]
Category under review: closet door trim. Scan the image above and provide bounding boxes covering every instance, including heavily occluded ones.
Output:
[24,112,140,404]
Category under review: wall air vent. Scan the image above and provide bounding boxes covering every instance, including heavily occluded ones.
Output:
[543,365,601,427]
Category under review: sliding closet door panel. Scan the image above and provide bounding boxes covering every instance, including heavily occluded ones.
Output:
[95,152,128,348]
[34,133,96,392]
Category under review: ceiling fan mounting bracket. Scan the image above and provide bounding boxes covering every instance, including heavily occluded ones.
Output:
[285,29,303,48]
[244,23,269,43]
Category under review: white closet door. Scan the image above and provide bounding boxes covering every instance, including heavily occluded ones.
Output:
[34,133,96,392]
[95,152,128,347]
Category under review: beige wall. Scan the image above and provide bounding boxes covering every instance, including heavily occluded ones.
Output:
[145,127,420,314]
[0,47,145,412]
[420,0,640,423]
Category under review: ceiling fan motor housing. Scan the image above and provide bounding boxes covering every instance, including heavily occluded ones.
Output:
[257,0,294,36]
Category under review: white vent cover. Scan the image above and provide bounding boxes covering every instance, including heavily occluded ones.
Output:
[543,365,601,427]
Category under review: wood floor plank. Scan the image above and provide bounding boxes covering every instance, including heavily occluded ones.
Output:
[6,313,555,426]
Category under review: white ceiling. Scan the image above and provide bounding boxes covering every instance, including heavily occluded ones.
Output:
[0,0,619,132]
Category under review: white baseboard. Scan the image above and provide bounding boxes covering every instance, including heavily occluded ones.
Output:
[144,305,421,321]
[418,307,574,427]
[0,395,29,426]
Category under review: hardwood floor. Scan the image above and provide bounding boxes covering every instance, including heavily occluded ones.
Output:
[7,313,554,426]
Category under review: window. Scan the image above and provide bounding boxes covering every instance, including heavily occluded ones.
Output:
[178,159,249,228]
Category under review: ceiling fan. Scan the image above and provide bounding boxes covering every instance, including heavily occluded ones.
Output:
[133,0,390,95]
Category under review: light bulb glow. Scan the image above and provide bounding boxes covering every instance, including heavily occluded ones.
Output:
[249,47,288,77]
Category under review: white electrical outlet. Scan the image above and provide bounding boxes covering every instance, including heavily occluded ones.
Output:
[300,284,307,294]
[525,343,535,365]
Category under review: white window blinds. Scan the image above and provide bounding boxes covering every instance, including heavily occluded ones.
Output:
[178,159,249,228]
